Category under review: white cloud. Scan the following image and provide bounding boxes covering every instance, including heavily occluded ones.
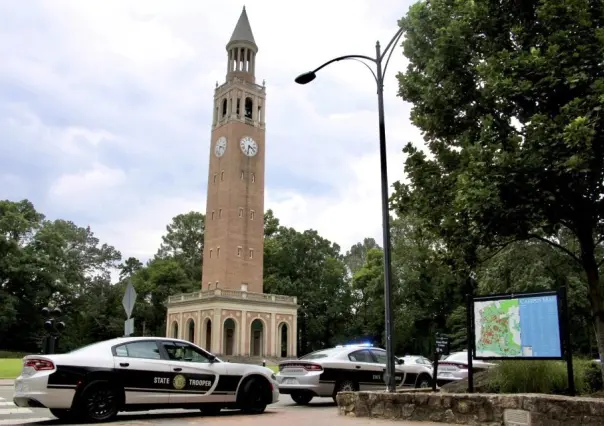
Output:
[0,0,424,269]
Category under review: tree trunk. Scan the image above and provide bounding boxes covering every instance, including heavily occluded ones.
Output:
[580,235,604,383]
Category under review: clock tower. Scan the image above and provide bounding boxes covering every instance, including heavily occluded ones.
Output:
[202,5,266,294]
[165,7,298,359]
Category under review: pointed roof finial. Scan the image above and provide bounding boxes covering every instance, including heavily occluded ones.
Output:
[228,5,256,46]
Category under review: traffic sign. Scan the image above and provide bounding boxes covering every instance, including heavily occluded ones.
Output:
[124,318,135,337]
[122,281,137,318]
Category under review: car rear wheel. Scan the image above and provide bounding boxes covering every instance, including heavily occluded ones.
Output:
[78,380,120,423]
[291,391,313,405]
[239,377,268,414]
[332,379,358,403]
[49,408,74,421]
[416,374,432,388]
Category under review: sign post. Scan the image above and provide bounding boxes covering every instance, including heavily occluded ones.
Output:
[433,333,450,391]
[122,281,137,337]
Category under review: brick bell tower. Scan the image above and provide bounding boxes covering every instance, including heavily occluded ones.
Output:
[202,5,266,294]
[166,7,297,359]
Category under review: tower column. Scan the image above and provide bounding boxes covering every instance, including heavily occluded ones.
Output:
[270,313,276,356]
[240,310,248,356]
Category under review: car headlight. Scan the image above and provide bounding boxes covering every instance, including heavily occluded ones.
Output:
[271,374,276,381]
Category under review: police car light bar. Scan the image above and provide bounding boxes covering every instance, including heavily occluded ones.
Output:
[336,342,374,348]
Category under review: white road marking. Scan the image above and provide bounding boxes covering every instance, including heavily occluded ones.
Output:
[0,407,33,414]
[0,418,53,425]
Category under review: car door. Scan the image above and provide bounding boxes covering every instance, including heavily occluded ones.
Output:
[159,340,226,405]
[347,349,385,391]
[369,349,406,389]
[112,340,173,405]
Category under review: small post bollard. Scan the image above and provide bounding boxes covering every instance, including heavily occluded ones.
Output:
[262,360,266,367]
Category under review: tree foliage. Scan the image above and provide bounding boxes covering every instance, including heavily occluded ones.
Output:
[394,0,604,363]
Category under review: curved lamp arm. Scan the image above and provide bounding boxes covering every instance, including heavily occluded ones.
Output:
[294,26,404,86]
[295,54,377,85]
[381,27,405,80]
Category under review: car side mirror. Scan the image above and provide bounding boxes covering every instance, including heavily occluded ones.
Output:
[397,358,404,365]
[207,354,216,363]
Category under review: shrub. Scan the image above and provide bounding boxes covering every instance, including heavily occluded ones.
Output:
[0,351,28,359]
[494,359,601,395]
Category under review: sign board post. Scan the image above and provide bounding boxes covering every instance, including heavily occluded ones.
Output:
[122,281,137,337]
[432,333,450,392]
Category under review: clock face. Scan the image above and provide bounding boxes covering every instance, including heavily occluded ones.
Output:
[240,136,258,157]
[214,136,227,157]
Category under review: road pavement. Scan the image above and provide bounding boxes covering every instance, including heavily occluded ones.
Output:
[0,385,446,425]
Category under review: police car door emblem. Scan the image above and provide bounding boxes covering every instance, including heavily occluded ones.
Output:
[173,374,186,390]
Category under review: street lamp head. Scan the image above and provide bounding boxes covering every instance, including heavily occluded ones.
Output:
[41,307,50,316]
[51,308,62,317]
[294,71,316,85]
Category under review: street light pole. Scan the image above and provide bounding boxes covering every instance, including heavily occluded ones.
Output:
[295,27,405,392]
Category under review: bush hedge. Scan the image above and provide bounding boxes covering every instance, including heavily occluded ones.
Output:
[0,351,28,359]
[442,359,603,395]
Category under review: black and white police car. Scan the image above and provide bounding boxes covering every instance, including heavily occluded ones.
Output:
[13,337,279,423]
[275,344,433,405]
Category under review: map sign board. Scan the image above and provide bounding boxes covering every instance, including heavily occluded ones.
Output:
[473,291,563,360]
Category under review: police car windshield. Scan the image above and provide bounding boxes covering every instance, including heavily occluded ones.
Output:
[300,348,342,360]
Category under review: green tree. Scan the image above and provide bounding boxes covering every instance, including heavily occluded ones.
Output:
[350,248,386,342]
[263,222,353,354]
[156,211,205,284]
[397,0,604,369]
[0,199,122,351]
[344,238,381,275]
[119,257,143,280]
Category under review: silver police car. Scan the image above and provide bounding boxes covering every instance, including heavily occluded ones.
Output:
[275,344,434,405]
[13,337,279,423]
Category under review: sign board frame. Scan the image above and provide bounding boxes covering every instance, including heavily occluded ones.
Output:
[471,290,564,361]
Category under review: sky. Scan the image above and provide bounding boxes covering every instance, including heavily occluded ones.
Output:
[0,0,424,268]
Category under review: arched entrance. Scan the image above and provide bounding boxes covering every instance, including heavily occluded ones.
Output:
[279,323,288,357]
[171,321,178,339]
[223,318,236,356]
[203,318,212,352]
[187,319,195,343]
[250,319,264,357]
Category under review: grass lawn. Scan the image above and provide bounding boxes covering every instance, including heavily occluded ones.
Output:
[0,359,22,379]
[267,365,279,373]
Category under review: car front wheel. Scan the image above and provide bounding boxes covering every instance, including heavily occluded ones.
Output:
[239,377,268,414]
[416,374,432,388]
[291,391,313,405]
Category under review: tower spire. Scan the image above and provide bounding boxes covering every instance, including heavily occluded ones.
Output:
[228,6,256,47]
[225,6,258,83]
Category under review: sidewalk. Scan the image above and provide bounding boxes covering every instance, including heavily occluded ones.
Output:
[114,409,449,425]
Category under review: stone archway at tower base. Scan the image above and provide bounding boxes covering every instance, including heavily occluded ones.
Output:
[166,289,298,358]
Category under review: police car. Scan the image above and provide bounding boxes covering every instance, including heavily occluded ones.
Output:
[275,344,433,405]
[13,337,279,423]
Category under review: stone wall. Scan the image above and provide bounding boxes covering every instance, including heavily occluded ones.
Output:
[336,391,604,426]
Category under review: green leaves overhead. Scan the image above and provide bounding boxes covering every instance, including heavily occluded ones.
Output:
[395,0,604,364]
